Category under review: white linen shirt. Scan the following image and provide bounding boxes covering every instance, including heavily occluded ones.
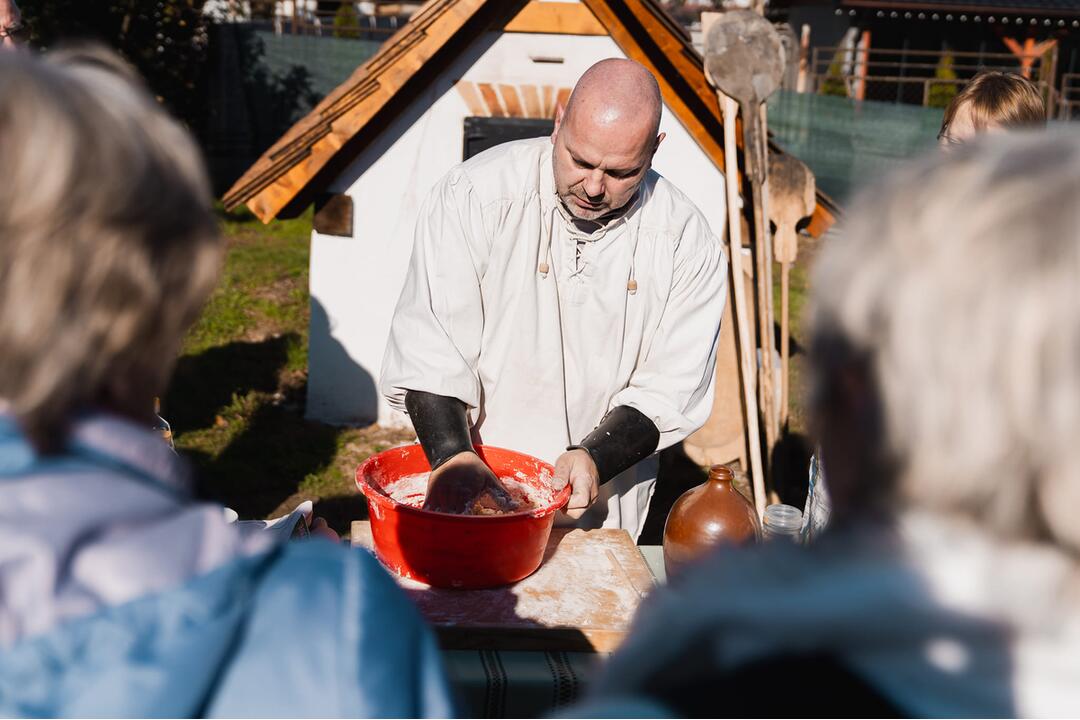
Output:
[381,137,727,538]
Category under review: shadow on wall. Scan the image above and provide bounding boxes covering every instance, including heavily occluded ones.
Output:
[307,297,379,426]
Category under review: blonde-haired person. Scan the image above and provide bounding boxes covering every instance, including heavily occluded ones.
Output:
[571,130,1080,716]
[938,70,1046,147]
[0,48,453,717]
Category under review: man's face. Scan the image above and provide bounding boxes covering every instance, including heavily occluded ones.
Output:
[550,104,664,222]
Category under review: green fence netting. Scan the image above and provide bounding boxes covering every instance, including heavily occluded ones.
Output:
[254,29,382,103]
[766,90,945,204]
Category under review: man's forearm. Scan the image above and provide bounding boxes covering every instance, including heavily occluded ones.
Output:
[404,390,475,471]
[569,405,660,484]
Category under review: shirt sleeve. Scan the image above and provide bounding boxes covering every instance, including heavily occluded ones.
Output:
[380,168,490,413]
[610,216,728,451]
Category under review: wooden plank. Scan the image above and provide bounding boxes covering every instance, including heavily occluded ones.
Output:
[456,80,489,116]
[224,0,493,221]
[352,522,654,653]
[555,87,572,113]
[312,193,353,237]
[541,85,556,118]
[434,626,625,653]
[521,84,543,118]
[505,0,607,36]
[498,84,525,117]
[477,82,507,117]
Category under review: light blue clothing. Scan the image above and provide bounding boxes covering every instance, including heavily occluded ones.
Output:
[0,412,455,717]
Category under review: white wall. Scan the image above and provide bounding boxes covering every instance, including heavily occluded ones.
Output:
[307,29,727,427]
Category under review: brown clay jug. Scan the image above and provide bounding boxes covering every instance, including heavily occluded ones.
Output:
[663,464,760,576]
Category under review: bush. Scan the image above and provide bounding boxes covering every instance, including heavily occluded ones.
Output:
[19,0,209,130]
[820,53,849,98]
[333,2,359,38]
[928,52,958,109]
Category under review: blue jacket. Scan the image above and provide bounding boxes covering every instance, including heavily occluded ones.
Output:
[0,412,455,717]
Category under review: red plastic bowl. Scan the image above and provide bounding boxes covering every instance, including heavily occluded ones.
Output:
[355,444,569,589]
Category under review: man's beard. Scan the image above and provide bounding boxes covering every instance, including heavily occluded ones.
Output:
[562,194,610,222]
[559,191,637,226]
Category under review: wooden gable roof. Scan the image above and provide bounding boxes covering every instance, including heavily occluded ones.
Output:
[222,0,838,234]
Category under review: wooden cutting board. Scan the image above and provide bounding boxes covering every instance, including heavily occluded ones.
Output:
[351,521,655,653]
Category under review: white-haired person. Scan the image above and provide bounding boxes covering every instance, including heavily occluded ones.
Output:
[0,48,453,717]
[572,130,1080,716]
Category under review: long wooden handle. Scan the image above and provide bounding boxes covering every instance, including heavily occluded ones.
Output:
[741,101,778,459]
[780,261,791,428]
[722,94,766,521]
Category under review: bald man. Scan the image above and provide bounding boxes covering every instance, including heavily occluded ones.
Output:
[380,59,727,537]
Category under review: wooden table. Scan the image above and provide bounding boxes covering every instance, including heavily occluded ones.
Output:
[351,522,665,716]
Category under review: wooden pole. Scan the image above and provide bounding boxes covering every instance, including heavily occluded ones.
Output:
[780,263,791,427]
[797,24,811,93]
[723,95,768,521]
[743,104,779,461]
[855,30,871,101]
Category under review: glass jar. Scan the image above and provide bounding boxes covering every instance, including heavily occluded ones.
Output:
[763,503,803,542]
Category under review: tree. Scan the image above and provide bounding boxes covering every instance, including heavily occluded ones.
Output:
[820,52,849,98]
[333,2,359,39]
[18,1,209,130]
[928,51,958,109]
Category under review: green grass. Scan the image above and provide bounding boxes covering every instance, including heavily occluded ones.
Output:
[774,251,813,435]
[165,205,411,534]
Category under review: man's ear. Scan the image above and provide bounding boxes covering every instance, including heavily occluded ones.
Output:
[653,131,666,155]
[551,102,565,144]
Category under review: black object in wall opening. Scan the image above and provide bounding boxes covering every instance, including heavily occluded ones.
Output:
[463,117,555,161]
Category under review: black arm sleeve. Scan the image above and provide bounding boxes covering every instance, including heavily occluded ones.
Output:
[404,390,475,471]
[568,405,661,485]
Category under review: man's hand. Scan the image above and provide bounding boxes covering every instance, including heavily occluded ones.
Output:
[308,516,340,542]
[554,449,600,519]
[423,451,517,514]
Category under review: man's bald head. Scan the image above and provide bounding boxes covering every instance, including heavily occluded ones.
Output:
[551,59,666,222]
[563,58,662,140]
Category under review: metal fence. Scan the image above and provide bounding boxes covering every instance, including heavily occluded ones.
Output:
[274,1,418,40]
[1061,74,1080,120]
[808,45,1059,115]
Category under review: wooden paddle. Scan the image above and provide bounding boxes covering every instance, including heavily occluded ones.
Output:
[703,12,768,520]
[767,153,815,428]
[704,11,786,464]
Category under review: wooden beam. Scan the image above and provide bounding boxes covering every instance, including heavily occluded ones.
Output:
[498,84,525,117]
[505,1,607,35]
[455,80,489,116]
[313,193,354,237]
[477,82,507,117]
[226,0,494,222]
[521,84,543,118]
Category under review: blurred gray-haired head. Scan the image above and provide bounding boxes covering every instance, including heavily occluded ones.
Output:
[810,129,1080,551]
[0,46,222,450]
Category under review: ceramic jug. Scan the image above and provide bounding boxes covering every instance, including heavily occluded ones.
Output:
[663,464,760,576]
